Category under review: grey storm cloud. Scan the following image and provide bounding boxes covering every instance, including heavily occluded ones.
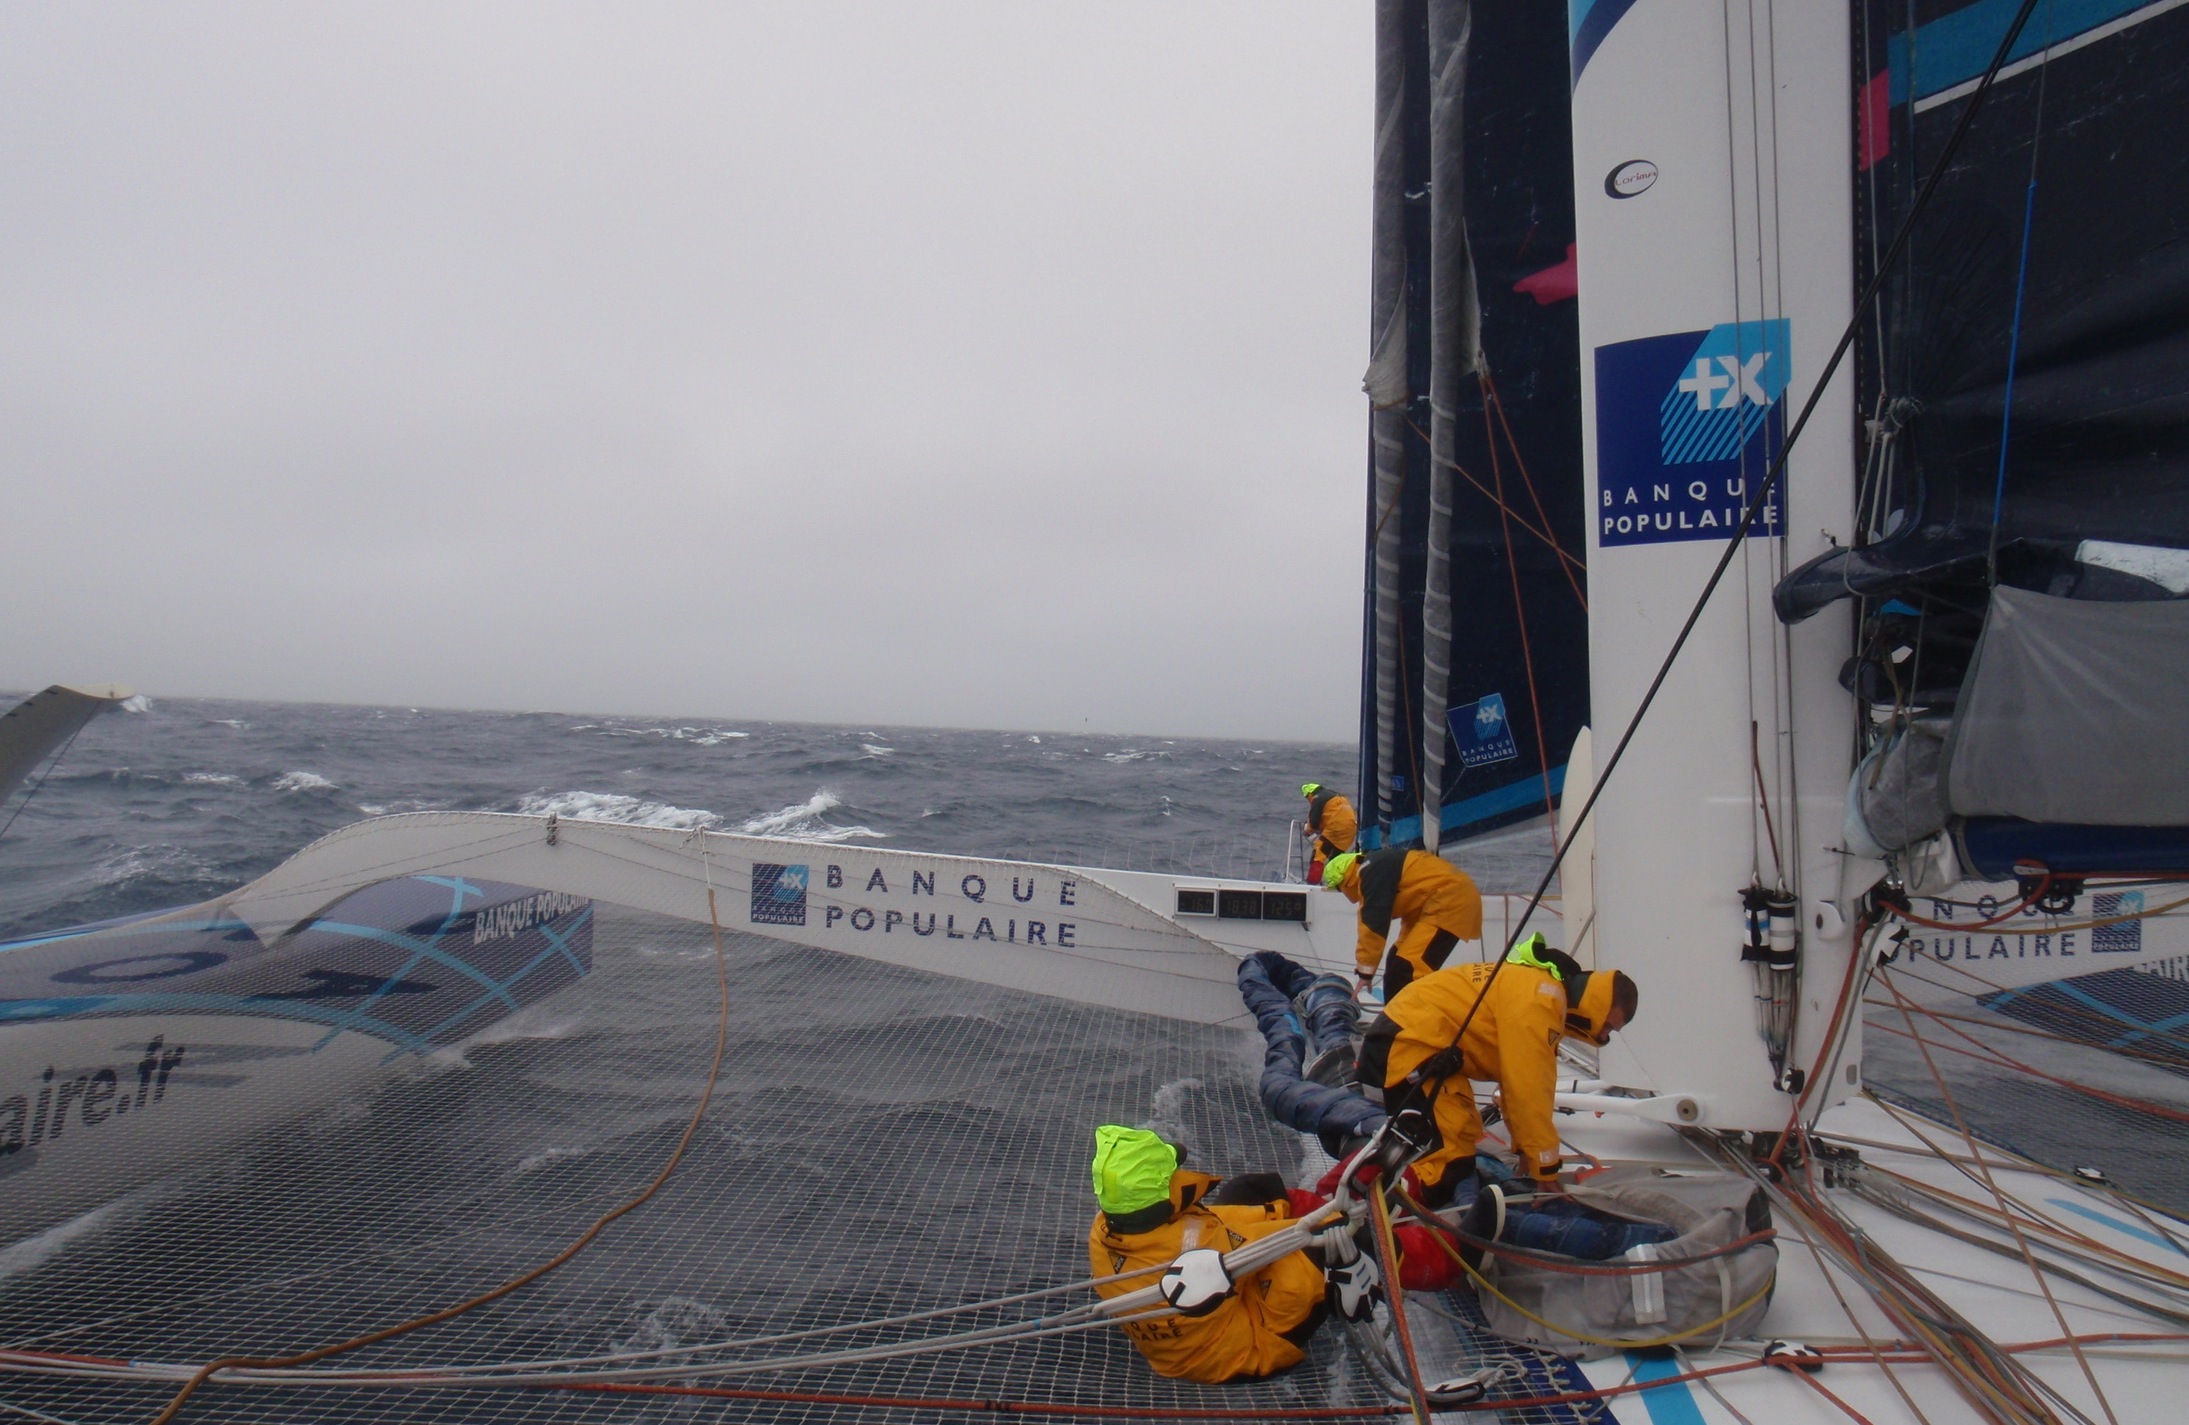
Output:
[0,2,1369,740]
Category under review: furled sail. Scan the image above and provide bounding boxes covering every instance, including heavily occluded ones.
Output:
[1355,1,1588,852]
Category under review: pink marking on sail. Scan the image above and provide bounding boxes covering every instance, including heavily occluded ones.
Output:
[1512,244,1577,305]
[1859,69,1892,171]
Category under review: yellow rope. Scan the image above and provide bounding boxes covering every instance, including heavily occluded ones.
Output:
[1420,1221,1771,1350]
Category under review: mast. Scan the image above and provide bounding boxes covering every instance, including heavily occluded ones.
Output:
[1569,2,1870,1127]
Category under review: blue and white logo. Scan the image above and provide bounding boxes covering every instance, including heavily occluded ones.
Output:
[1595,320,1789,547]
[1449,693,1519,769]
[751,863,809,926]
[2092,891,2144,954]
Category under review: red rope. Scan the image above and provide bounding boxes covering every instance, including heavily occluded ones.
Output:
[1479,376,1561,850]
[1479,372,1589,613]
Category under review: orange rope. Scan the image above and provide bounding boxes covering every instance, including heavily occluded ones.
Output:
[149,885,737,1424]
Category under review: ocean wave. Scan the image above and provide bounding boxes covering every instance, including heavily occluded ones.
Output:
[0,1197,136,1280]
[211,717,249,730]
[516,790,722,831]
[585,722,750,746]
[273,771,337,793]
[860,743,893,758]
[738,790,885,843]
[1102,749,1169,764]
[119,695,152,714]
[515,1145,595,1175]
[182,772,244,788]
[357,797,444,817]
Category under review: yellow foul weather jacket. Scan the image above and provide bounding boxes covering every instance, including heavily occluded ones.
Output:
[1369,959,1569,1189]
[1337,848,1483,993]
[1087,1169,1325,1383]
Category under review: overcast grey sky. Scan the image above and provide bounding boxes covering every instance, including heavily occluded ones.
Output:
[0,3,1369,741]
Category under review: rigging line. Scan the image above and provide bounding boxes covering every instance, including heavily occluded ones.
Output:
[1987,0,2056,586]
[1881,973,2121,1425]
[1862,1005,2189,1127]
[1365,1183,1432,1425]
[0,724,87,848]
[145,879,737,1425]
[1478,373,1589,613]
[1399,415,1586,584]
[1750,721,1784,881]
[1418,0,2049,1070]
[1856,994,2189,1073]
[1478,376,1560,852]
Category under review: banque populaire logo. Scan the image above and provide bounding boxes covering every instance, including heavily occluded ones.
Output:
[750,863,809,926]
[1594,320,1789,547]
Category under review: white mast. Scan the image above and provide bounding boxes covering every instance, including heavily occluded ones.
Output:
[1569,2,1876,1128]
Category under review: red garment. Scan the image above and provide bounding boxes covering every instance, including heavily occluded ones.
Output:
[1293,1173,1464,1292]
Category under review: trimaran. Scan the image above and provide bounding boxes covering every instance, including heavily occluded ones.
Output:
[4,2,2188,1422]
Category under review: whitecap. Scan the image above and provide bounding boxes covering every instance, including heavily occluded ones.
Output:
[738,791,885,843]
[0,1198,135,1281]
[1026,735,1041,743]
[118,695,153,714]
[211,717,249,730]
[516,1145,595,1174]
[274,771,337,793]
[860,743,893,758]
[516,790,721,831]
[182,772,244,788]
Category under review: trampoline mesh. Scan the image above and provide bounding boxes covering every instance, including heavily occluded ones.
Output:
[0,906,1601,1423]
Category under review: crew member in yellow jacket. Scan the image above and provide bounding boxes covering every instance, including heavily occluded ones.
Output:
[1356,936,1638,1205]
[1299,783,1358,882]
[1323,847,1483,997]
[1086,1126,1327,1383]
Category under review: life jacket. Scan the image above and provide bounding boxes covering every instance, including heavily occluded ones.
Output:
[1087,1169,1326,1382]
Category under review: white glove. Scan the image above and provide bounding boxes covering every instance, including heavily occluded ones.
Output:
[1157,1248,1235,1317]
[1327,1253,1383,1322]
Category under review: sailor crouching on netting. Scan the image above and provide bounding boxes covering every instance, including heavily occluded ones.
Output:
[1359,934,1637,1208]
[1085,1125,1331,1382]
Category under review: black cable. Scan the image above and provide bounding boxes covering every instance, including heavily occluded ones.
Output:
[1412,0,2048,1078]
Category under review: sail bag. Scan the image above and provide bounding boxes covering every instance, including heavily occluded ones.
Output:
[1472,1166,1776,1360]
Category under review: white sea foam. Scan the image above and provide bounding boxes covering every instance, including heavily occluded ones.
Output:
[1138,1077,1203,1155]
[211,717,249,730]
[119,695,152,714]
[860,743,893,757]
[182,772,244,787]
[516,790,721,831]
[274,771,337,793]
[738,790,885,843]
[1102,749,1169,764]
[516,1145,595,1174]
[1026,735,1041,743]
[0,1196,137,1281]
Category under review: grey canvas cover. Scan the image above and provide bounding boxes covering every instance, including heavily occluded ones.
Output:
[1946,587,2189,826]
[1473,1165,1776,1360]
[1847,714,1954,855]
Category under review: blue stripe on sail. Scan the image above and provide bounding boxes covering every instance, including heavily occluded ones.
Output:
[1889,0,2169,106]
[1570,0,1642,89]
[1370,764,1568,849]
